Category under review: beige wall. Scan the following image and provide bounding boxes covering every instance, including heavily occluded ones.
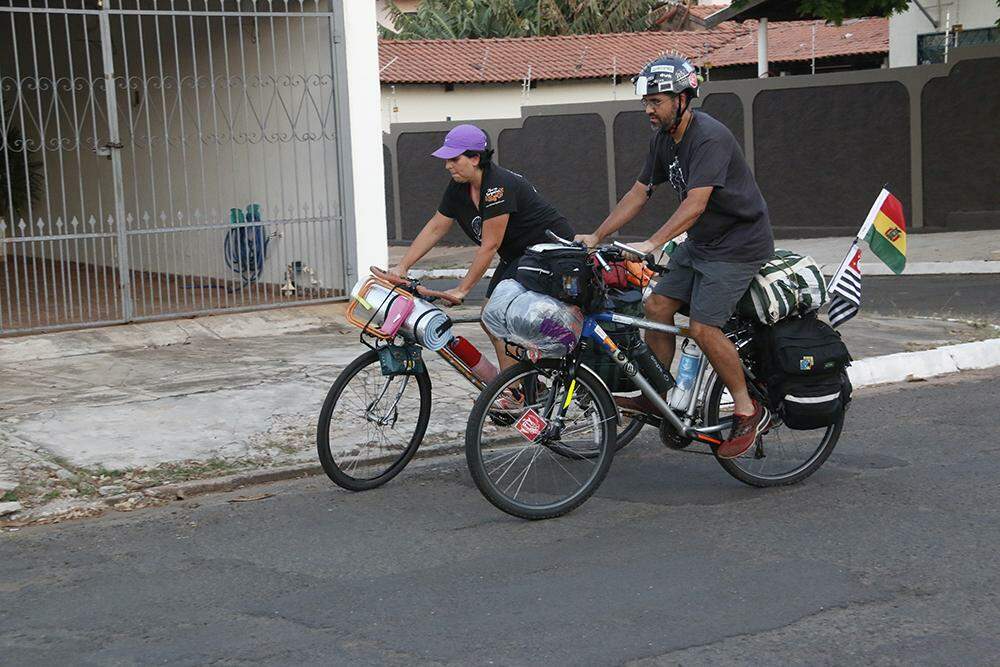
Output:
[381,78,635,129]
[889,0,1000,66]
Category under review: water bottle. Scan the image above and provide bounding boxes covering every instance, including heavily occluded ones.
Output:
[669,338,703,411]
[447,336,499,384]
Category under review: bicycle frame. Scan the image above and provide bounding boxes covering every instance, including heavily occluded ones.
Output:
[584,311,732,446]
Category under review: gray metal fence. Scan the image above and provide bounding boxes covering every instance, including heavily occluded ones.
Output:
[0,0,351,335]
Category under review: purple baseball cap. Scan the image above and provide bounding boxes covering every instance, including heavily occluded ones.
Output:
[431,124,488,159]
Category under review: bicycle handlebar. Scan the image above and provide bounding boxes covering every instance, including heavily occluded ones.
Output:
[369,266,464,306]
[543,229,669,275]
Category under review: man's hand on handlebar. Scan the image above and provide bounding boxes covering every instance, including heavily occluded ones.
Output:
[627,239,657,257]
[442,287,468,304]
[574,233,600,249]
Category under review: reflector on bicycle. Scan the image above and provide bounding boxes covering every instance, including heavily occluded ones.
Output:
[514,409,548,442]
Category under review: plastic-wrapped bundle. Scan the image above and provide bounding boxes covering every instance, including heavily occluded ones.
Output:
[482,279,584,357]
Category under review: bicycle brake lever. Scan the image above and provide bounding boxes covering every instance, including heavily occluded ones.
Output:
[593,251,611,272]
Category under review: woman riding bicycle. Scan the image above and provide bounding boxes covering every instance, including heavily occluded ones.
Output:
[390,124,575,371]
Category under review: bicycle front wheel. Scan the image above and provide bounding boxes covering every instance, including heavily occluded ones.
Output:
[465,359,617,520]
[704,373,843,487]
[317,349,431,491]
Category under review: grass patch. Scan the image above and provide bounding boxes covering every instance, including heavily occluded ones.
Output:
[1,491,17,503]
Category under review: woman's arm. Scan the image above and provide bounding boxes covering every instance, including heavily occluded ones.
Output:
[390,211,454,275]
[445,214,508,301]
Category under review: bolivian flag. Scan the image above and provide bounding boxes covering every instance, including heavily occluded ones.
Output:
[857,189,906,274]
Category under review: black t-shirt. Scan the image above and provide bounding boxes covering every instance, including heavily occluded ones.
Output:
[639,110,774,263]
[437,164,574,263]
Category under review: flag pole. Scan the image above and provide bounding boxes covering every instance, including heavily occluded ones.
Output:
[856,187,890,241]
[826,239,860,292]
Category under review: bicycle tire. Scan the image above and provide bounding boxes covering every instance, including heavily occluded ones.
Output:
[317,349,432,491]
[465,359,617,520]
[703,373,843,487]
[615,416,645,450]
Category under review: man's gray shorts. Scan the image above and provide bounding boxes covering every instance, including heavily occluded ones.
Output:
[652,241,765,327]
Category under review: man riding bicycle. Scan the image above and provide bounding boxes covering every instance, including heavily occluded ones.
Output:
[391,124,575,370]
[576,55,775,459]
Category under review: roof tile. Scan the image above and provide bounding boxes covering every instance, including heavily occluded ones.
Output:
[378,17,887,84]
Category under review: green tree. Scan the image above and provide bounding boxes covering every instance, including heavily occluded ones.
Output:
[380,0,670,40]
[380,0,916,38]
[780,0,909,24]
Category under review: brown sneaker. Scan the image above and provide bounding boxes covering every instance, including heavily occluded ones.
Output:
[717,400,770,459]
[614,393,661,416]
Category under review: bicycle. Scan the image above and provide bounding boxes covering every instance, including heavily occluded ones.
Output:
[465,233,845,520]
[317,266,647,491]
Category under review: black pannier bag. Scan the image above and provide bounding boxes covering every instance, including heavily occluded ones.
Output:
[516,244,600,311]
[757,312,853,430]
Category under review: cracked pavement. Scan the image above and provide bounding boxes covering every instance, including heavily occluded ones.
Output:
[1,369,998,664]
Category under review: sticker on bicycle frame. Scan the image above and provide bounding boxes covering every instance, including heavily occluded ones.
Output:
[514,409,547,442]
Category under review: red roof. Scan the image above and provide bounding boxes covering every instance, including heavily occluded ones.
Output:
[687,4,731,20]
[379,28,742,84]
[705,17,888,66]
[378,17,888,84]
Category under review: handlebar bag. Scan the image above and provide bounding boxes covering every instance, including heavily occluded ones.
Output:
[516,244,597,310]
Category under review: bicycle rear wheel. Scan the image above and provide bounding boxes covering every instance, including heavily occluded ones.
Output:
[615,416,645,450]
[703,373,842,487]
[317,349,432,491]
[465,359,617,520]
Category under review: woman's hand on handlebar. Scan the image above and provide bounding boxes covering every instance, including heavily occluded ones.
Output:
[574,233,600,249]
[387,264,409,279]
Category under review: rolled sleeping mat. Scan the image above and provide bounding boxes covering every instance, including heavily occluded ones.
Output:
[398,298,453,351]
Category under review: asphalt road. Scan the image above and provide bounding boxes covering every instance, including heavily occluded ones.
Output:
[3,369,1000,665]
[427,274,1000,321]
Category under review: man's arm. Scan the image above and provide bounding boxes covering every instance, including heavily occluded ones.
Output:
[631,186,712,255]
[577,180,650,246]
[445,214,508,301]
[391,211,453,275]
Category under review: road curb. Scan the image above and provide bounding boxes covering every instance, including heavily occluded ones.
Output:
[135,463,324,501]
[848,337,1000,388]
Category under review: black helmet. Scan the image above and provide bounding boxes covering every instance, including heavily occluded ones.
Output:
[633,54,699,99]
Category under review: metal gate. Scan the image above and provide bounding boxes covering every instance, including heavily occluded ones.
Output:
[0,0,350,335]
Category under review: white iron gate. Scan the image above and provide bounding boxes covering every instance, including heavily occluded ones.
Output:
[0,0,350,334]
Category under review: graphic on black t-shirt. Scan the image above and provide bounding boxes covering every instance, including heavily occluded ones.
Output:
[667,156,686,198]
[636,111,774,263]
[436,165,574,262]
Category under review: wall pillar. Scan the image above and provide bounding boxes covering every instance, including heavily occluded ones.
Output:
[336,0,388,282]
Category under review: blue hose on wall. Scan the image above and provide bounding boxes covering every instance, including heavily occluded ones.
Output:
[225,204,269,290]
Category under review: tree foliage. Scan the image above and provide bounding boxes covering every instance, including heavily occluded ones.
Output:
[380,0,669,40]
[781,0,909,24]
[380,0,917,38]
